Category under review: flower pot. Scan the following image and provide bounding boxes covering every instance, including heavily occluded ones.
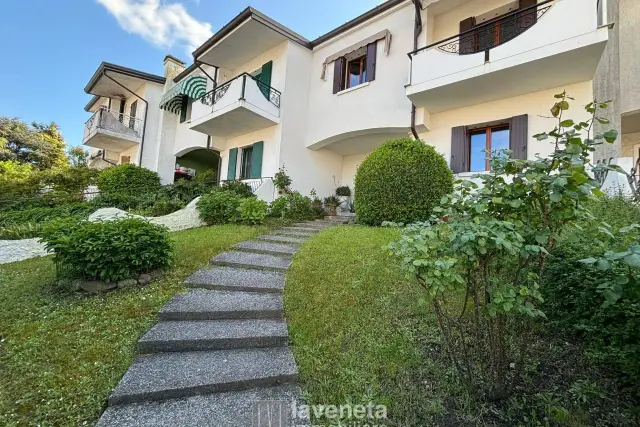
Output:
[326,205,337,216]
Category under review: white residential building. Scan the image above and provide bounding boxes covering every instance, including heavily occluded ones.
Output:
[83,0,624,201]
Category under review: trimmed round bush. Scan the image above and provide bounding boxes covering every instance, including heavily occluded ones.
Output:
[196,190,245,225]
[97,164,161,194]
[40,217,172,283]
[354,138,453,225]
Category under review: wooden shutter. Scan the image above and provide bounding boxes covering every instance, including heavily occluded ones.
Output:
[258,61,273,99]
[366,42,377,82]
[459,17,476,55]
[250,141,264,179]
[333,57,346,94]
[509,115,528,160]
[227,148,238,180]
[451,126,469,173]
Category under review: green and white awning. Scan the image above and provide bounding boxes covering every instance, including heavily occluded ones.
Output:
[159,76,207,114]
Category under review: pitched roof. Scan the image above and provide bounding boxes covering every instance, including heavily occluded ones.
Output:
[84,62,166,94]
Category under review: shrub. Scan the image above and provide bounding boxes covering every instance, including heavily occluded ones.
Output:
[354,138,453,225]
[0,222,43,240]
[97,164,161,195]
[40,218,172,282]
[268,192,317,221]
[273,167,292,193]
[42,166,100,202]
[0,160,42,207]
[221,180,253,198]
[238,198,268,225]
[335,185,351,197]
[268,196,289,218]
[0,203,95,227]
[197,190,244,224]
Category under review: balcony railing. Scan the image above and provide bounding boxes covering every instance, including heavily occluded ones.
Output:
[409,0,554,59]
[84,107,143,142]
[199,73,281,110]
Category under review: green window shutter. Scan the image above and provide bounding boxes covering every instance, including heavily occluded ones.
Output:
[227,148,238,180]
[258,61,272,99]
[250,141,263,179]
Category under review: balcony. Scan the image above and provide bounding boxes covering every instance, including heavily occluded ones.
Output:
[406,0,608,114]
[190,73,280,139]
[83,108,142,151]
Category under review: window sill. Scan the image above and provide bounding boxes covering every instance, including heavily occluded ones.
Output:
[456,171,487,178]
[337,82,370,95]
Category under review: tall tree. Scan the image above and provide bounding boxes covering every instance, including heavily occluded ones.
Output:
[0,117,67,169]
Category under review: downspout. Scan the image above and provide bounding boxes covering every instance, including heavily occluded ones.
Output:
[410,0,423,140]
[102,70,149,167]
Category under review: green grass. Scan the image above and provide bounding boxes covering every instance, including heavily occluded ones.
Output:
[0,224,265,427]
[284,225,639,426]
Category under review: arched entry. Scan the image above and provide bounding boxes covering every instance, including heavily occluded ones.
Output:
[175,148,221,182]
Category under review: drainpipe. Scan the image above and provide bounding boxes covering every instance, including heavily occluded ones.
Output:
[102,70,149,167]
[410,0,423,140]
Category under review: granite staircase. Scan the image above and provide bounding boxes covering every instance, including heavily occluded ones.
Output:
[96,218,343,427]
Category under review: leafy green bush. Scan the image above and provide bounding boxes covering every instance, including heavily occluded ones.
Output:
[196,190,245,224]
[542,195,640,382]
[40,218,172,282]
[221,180,253,198]
[354,138,453,225]
[0,203,95,228]
[0,222,43,240]
[268,196,289,218]
[238,198,268,225]
[0,160,42,207]
[97,164,161,195]
[42,166,100,202]
[268,192,317,221]
[335,186,351,197]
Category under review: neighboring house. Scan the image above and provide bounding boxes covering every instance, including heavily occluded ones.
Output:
[82,0,616,201]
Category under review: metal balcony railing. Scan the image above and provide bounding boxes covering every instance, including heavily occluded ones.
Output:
[83,107,143,142]
[408,0,554,59]
[199,73,281,110]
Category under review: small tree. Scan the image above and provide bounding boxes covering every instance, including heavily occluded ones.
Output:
[387,93,619,400]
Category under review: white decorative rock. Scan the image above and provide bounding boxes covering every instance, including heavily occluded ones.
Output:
[0,238,49,265]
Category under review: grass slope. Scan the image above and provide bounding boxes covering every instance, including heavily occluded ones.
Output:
[0,224,263,426]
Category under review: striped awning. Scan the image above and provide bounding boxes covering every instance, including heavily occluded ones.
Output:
[159,76,207,114]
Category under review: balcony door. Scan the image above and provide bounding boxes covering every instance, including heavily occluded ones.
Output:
[129,100,137,130]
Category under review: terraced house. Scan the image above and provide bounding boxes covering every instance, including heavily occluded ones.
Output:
[82,0,631,200]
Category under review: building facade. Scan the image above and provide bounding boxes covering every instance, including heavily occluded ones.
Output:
[83,0,619,201]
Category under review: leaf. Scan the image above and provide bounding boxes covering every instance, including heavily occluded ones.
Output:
[579,257,598,265]
[550,104,561,117]
[596,117,610,124]
[623,253,640,268]
[591,188,605,197]
[615,275,630,285]
[550,192,562,202]
[603,130,619,143]
[558,101,569,110]
[596,258,611,271]
[560,119,575,127]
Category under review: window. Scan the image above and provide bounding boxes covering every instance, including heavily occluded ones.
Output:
[346,56,367,88]
[129,100,137,129]
[469,126,510,172]
[120,155,131,164]
[239,146,253,180]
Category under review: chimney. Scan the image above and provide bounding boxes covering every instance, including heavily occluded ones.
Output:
[163,54,186,81]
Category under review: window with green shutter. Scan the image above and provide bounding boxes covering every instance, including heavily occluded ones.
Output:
[250,141,263,179]
[258,61,272,99]
[227,148,238,180]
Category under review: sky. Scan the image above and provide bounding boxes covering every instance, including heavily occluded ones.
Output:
[0,0,382,149]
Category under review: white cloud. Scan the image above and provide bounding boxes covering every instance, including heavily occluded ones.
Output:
[96,0,213,54]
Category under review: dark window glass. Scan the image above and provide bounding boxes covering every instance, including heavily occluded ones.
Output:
[346,56,366,89]
[240,146,253,180]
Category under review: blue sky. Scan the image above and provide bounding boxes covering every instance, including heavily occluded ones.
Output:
[0,0,381,148]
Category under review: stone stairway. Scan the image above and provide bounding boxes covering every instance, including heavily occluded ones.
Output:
[96,218,342,427]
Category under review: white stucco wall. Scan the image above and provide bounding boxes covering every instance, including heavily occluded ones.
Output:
[418,81,594,170]
[306,1,414,149]
[341,153,368,192]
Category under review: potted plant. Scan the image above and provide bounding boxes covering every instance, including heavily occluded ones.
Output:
[323,195,340,216]
[273,166,292,195]
[310,189,322,208]
[335,185,351,213]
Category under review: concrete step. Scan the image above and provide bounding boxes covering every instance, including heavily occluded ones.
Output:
[293,221,332,229]
[272,229,316,238]
[159,289,283,321]
[255,234,307,244]
[184,266,284,293]
[108,347,299,406]
[232,240,299,256]
[138,320,289,353]
[97,385,307,427]
[210,251,292,273]
[279,226,320,233]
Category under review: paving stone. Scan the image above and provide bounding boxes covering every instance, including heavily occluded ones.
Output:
[293,222,332,229]
[280,226,320,233]
[138,319,289,353]
[210,251,292,273]
[272,229,316,238]
[108,347,299,405]
[184,266,284,293]
[97,385,309,427]
[159,289,283,321]
[255,234,307,244]
[233,240,299,256]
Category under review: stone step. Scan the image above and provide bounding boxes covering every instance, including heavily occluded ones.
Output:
[97,385,307,427]
[138,320,289,353]
[255,234,307,244]
[294,221,333,228]
[280,226,320,233]
[108,347,299,406]
[272,229,316,238]
[159,289,283,321]
[232,240,299,256]
[210,251,292,273]
[184,266,284,293]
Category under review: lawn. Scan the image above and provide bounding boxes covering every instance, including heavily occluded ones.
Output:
[0,224,265,427]
[284,225,638,426]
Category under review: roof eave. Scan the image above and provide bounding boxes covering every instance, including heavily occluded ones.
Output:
[84,62,166,95]
[84,95,102,112]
